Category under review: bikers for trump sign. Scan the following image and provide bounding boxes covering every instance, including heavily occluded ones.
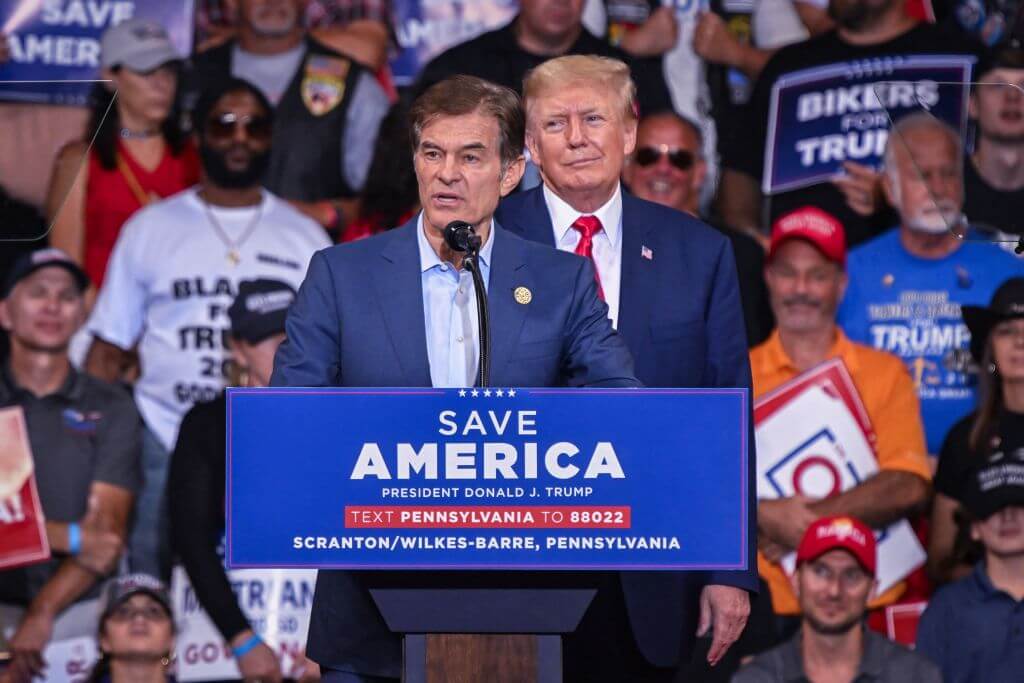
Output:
[227,388,749,571]
[763,55,974,194]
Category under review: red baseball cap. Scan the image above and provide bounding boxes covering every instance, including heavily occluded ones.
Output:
[768,206,847,268]
[796,516,876,575]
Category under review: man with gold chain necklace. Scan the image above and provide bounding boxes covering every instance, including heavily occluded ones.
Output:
[84,78,329,579]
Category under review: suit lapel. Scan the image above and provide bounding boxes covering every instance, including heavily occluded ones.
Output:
[488,225,532,382]
[616,194,656,347]
[370,221,432,386]
[518,186,557,247]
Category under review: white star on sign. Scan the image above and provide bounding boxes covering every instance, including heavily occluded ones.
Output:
[508,389,517,397]
[471,389,479,397]
[483,389,492,397]
[495,389,504,397]
[458,389,466,397]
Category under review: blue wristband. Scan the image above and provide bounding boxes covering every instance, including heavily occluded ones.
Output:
[68,523,82,556]
[232,633,262,658]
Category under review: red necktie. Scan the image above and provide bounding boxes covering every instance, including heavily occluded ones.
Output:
[571,215,605,301]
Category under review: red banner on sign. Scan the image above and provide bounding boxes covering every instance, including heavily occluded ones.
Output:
[345,505,632,529]
[0,406,50,569]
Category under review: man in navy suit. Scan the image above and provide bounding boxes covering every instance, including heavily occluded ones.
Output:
[496,55,757,681]
[271,75,639,682]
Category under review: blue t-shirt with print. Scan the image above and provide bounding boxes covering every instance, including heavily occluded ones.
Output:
[838,229,1024,453]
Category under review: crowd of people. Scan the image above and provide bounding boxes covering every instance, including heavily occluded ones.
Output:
[2,0,1024,682]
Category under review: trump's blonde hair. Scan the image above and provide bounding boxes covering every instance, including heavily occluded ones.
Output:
[523,55,638,125]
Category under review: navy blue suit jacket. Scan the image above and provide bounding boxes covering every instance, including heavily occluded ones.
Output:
[271,220,640,676]
[496,187,759,667]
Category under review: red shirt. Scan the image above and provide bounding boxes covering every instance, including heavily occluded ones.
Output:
[84,140,200,286]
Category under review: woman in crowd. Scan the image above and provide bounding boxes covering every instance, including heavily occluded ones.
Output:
[339,103,420,242]
[927,277,1024,583]
[168,279,311,683]
[45,19,199,292]
[86,575,176,683]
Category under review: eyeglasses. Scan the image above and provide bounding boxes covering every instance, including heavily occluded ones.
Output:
[108,603,169,623]
[633,145,695,171]
[205,112,273,143]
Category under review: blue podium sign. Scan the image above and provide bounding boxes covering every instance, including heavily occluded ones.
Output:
[227,388,748,571]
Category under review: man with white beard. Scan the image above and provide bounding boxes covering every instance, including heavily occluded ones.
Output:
[838,113,1024,456]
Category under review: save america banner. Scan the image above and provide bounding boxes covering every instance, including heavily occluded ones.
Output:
[227,388,749,570]
[0,0,194,105]
[763,55,974,194]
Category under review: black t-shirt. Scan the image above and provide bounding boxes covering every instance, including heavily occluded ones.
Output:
[725,23,985,248]
[413,17,675,117]
[963,156,1024,236]
[710,221,774,348]
[935,409,1024,501]
[167,393,250,642]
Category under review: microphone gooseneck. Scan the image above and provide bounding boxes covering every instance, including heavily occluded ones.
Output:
[442,221,489,387]
[444,221,481,253]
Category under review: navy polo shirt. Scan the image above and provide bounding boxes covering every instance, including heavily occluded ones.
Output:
[917,561,1024,683]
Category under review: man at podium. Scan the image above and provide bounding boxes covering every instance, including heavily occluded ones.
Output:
[271,76,641,682]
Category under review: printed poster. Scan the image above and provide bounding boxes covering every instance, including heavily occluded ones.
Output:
[0,406,50,570]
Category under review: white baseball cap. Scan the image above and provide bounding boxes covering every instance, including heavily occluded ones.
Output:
[100,19,181,72]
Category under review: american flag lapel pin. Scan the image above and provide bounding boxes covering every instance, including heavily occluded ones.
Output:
[641,245,653,260]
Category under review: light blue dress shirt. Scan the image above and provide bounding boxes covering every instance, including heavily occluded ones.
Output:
[417,215,494,388]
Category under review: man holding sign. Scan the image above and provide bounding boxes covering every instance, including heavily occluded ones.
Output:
[718,0,983,247]
[751,207,931,618]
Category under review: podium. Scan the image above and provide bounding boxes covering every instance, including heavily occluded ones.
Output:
[226,388,749,681]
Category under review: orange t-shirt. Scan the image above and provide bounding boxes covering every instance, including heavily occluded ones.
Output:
[750,329,931,614]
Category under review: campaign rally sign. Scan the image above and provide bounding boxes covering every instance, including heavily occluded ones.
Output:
[0,600,99,683]
[389,0,517,86]
[763,56,974,194]
[171,567,316,682]
[0,406,50,570]
[754,360,925,596]
[0,0,194,105]
[227,388,749,570]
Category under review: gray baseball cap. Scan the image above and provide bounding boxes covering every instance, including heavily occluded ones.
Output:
[100,19,181,72]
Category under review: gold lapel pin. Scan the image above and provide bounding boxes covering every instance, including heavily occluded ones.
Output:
[514,286,532,305]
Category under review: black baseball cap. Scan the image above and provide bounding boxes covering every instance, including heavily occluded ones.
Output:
[962,278,1024,362]
[1,248,90,299]
[227,279,296,344]
[964,458,1024,520]
[99,574,173,623]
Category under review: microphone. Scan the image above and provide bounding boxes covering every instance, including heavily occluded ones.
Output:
[444,221,481,253]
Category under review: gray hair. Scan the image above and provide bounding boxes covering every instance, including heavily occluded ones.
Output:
[882,112,963,187]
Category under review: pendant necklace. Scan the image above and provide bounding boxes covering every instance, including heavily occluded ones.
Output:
[201,194,264,267]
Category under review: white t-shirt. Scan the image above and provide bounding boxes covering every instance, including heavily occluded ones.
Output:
[88,188,330,450]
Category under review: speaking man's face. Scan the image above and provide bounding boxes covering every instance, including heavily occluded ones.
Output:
[623,115,705,215]
[0,268,85,354]
[527,83,636,207]
[883,126,964,235]
[765,240,846,335]
[793,549,874,636]
[414,110,523,236]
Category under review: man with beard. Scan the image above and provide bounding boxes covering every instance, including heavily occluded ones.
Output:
[718,0,985,248]
[838,113,1024,456]
[188,0,389,236]
[733,516,941,682]
[84,78,329,578]
[963,44,1024,240]
[751,206,931,625]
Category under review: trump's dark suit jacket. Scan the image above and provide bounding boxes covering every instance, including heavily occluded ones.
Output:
[496,187,759,668]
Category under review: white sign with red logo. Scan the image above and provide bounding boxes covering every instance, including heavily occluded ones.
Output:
[170,566,317,681]
[0,406,50,569]
[0,599,99,683]
[754,359,926,596]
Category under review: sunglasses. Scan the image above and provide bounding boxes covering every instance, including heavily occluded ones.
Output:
[634,146,695,171]
[205,112,273,143]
